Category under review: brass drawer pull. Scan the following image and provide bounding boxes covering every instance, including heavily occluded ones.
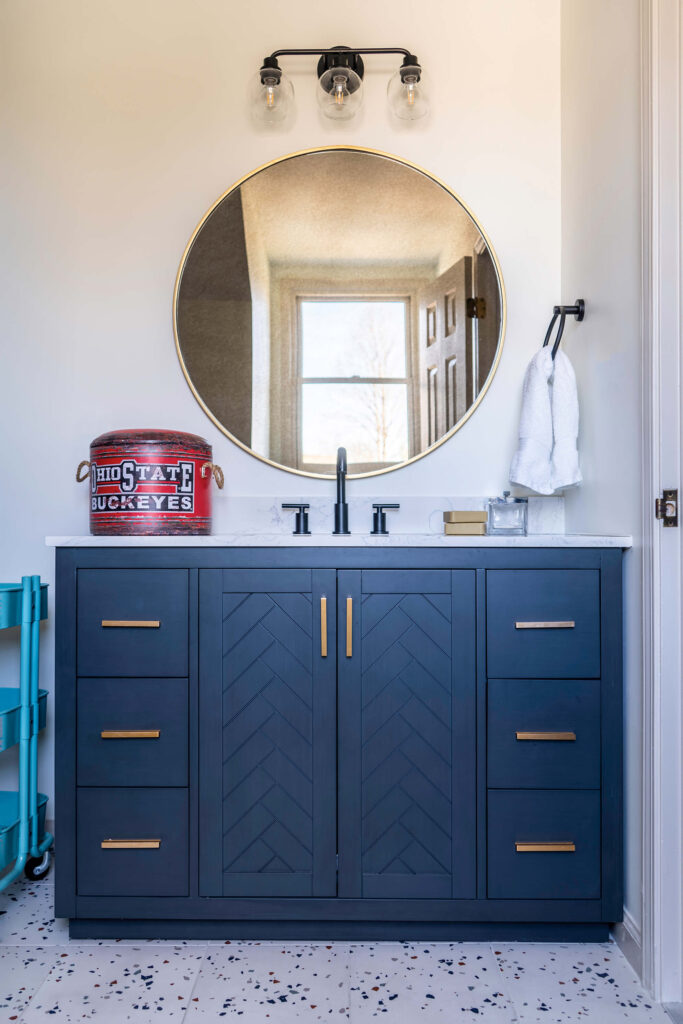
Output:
[100,618,160,626]
[346,597,353,657]
[101,839,161,850]
[515,841,576,853]
[101,620,160,628]
[515,621,575,630]
[321,597,328,658]
[516,731,576,742]
[100,730,161,740]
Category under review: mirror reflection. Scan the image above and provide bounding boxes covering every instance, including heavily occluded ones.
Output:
[175,148,504,477]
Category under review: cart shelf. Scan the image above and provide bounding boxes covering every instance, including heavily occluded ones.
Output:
[0,689,47,752]
[0,576,52,889]
[0,582,47,630]
[0,791,48,867]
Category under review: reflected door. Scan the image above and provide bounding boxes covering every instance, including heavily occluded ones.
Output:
[417,257,473,450]
[473,246,502,393]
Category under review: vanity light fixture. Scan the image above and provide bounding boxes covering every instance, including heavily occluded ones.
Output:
[251,45,429,124]
[249,56,295,125]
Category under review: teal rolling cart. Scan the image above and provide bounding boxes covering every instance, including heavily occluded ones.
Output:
[0,576,53,890]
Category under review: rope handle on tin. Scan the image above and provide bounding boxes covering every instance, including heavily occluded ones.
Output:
[201,462,224,490]
[76,460,91,482]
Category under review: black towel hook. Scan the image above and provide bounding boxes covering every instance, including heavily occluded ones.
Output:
[542,299,585,360]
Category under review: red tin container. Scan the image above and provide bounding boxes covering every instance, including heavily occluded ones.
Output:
[76,429,223,536]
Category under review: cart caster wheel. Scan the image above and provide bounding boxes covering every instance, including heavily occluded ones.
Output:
[24,851,51,881]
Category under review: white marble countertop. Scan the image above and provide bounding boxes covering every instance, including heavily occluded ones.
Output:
[46,534,633,548]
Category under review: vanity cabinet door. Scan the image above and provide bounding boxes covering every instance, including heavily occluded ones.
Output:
[337,569,476,899]
[199,569,337,898]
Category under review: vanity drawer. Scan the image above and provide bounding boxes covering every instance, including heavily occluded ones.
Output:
[487,789,601,899]
[487,679,600,789]
[77,678,188,787]
[77,788,188,897]
[77,569,188,676]
[486,570,600,678]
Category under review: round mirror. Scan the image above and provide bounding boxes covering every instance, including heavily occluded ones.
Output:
[174,147,505,478]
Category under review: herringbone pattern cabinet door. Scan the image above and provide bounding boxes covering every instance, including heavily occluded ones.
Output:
[338,570,476,899]
[199,569,337,897]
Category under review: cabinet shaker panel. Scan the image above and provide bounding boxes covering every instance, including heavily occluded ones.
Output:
[199,569,337,898]
[337,569,477,899]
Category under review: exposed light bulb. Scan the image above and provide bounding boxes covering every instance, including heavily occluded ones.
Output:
[403,74,418,108]
[249,60,294,126]
[333,74,348,107]
[387,59,430,121]
[317,66,363,120]
[264,76,277,109]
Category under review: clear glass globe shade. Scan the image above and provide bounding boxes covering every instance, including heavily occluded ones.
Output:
[249,71,294,126]
[387,67,430,121]
[317,69,363,121]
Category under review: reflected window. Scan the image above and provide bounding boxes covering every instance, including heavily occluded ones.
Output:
[298,299,411,471]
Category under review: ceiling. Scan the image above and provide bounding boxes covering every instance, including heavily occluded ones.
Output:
[239,150,481,270]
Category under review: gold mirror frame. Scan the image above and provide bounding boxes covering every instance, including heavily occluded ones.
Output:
[173,145,507,480]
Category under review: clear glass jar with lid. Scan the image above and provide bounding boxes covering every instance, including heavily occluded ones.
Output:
[487,491,528,536]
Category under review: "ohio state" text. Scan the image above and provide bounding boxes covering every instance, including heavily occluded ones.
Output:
[91,460,194,493]
[90,459,195,514]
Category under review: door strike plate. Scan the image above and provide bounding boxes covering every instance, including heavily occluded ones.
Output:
[655,489,678,527]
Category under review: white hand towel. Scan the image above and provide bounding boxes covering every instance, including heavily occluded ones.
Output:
[509,347,555,495]
[550,349,582,490]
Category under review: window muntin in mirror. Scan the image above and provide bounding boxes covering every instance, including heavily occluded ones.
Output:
[298,297,411,471]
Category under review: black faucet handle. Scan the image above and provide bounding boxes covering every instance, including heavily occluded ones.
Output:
[282,503,311,535]
[371,503,401,535]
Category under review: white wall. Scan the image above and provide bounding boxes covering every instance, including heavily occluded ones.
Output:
[560,0,643,958]
[0,0,561,801]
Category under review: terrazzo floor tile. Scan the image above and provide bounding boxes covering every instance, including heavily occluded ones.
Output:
[0,878,205,948]
[0,873,672,1023]
[185,941,350,1020]
[0,946,57,1022]
[493,942,670,1022]
[348,942,514,1019]
[19,945,204,1021]
[0,881,68,947]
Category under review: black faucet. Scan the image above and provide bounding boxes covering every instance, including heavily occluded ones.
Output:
[333,446,350,534]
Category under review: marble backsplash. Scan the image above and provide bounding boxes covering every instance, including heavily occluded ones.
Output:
[211,495,565,537]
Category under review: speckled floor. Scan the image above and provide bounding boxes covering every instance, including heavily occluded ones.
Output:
[0,874,672,1022]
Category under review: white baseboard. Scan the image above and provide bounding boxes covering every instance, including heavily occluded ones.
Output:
[612,907,643,980]
[663,1004,683,1023]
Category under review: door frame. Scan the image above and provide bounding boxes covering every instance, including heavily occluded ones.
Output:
[640,0,683,1001]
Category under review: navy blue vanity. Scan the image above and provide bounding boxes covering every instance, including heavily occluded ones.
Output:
[54,542,624,940]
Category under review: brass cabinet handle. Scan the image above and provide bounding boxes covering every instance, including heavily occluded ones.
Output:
[515,841,576,853]
[100,730,161,740]
[101,839,161,849]
[320,597,328,657]
[515,621,575,630]
[101,620,160,628]
[346,597,353,657]
[516,731,576,742]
